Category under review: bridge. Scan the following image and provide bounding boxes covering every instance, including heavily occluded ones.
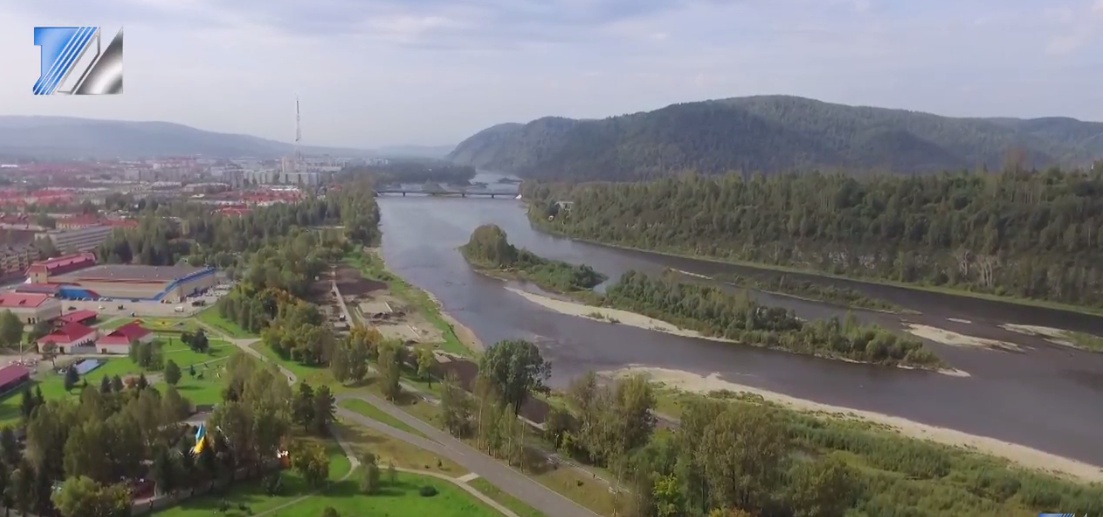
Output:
[374,188,519,198]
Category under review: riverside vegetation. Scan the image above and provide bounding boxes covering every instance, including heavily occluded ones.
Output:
[459,224,608,293]
[460,225,943,369]
[716,271,905,313]
[523,167,1103,312]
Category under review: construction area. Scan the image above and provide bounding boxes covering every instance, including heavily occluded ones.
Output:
[313,264,445,345]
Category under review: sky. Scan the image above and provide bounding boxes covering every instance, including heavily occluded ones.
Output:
[0,0,1103,149]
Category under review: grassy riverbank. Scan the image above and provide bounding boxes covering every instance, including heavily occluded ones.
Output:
[530,223,1102,317]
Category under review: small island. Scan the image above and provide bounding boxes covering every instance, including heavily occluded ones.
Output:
[461,226,946,371]
[459,224,607,293]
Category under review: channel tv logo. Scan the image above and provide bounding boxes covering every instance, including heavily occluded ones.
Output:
[33,26,124,95]
[1039,513,1088,516]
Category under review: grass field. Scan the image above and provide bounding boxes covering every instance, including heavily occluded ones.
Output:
[99,317,201,333]
[333,419,464,475]
[152,434,351,517]
[468,478,548,517]
[269,473,504,517]
[196,307,257,338]
[338,398,428,439]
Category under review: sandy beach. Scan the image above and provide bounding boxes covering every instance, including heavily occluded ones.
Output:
[604,365,1102,483]
[507,286,969,377]
[906,323,1025,353]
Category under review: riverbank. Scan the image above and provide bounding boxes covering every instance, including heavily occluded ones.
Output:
[506,286,968,377]
[350,249,485,355]
[528,223,1102,317]
[606,365,1101,483]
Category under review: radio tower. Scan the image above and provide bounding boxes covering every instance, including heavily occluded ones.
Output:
[295,96,302,162]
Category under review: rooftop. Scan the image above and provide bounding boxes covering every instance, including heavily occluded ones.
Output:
[58,264,212,283]
[60,310,98,324]
[100,321,152,343]
[0,364,30,387]
[0,293,51,309]
[39,322,95,344]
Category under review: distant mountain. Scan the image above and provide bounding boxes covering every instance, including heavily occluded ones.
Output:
[447,96,1103,180]
[0,116,375,159]
[375,144,456,159]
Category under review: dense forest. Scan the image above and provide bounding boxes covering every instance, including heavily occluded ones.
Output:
[524,168,1103,309]
[448,95,1102,180]
[603,271,942,368]
[459,224,607,293]
[339,158,477,187]
[718,270,903,312]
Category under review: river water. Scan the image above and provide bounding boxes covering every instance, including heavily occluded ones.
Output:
[376,195,1103,466]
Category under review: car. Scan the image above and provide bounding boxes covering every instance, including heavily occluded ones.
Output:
[67,306,76,311]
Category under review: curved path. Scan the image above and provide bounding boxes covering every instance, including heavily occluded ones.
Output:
[199,321,600,517]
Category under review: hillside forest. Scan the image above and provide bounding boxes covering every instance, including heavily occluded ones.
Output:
[447,95,1102,180]
[523,167,1103,310]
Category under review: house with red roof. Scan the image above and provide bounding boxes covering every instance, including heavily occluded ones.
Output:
[97,321,153,354]
[0,364,30,394]
[37,322,97,353]
[0,293,61,324]
[25,252,96,282]
[59,310,97,325]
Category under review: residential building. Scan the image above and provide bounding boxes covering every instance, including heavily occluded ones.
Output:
[96,321,153,354]
[0,293,62,324]
[37,322,97,353]
[39,225,115,254]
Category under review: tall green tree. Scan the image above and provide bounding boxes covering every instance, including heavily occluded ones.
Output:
[478,339,552,415]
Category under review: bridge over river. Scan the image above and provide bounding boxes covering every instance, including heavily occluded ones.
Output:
[374,187,519,198]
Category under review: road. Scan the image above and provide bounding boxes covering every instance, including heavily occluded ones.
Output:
[198,321,601,517]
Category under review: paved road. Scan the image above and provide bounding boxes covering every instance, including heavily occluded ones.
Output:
[203,321,601,517]
[336,393,601,517]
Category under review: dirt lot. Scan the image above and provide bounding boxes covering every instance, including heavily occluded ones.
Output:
[348,290,444,345]
[333,265,386,297]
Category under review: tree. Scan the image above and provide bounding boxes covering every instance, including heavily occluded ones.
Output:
[0,311,22,348]
[789,456,860,517]
[51,476,130,517]
[164,359,182,386]
[0,426,19,466]
[64,365,79,392]
[321,507,341,517]
[19,386,36,421]
[191,330,209,353]
[290,440,329,489]
[478,339,551,415]
[416,347,436,387]
[137,373,149,390]
[162,385,191,421]
[28,321,52,346]
[10,461,32,516]
[358,452,381,494]
[377,342,404,401]
[440,371,473,437]
[150,446,179,496]
[110,375,124,393]
[99,376,111,394]
[312,385,335,436]
[40,342,58,369]
[292,381,315,431]
[386,461,397,485]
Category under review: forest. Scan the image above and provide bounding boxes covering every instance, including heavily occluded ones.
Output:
[459,224,607,293]
[602,271,942,368]
[447,95,1101,180]
[523,167,1103,309]
[718,271,903,312]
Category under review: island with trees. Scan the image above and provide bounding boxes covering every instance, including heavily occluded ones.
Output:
[523,167,1103,313]
[459,224,608,293]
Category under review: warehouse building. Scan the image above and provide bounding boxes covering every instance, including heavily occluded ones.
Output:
[0,293,61,324]
[50,264,217,302]
[37,322,97,353]
[25,252,97,283]
[38,225,114,254]
[0,365,30,395]
[97,321,153,354]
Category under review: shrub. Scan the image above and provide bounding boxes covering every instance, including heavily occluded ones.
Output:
[418,485,438,497]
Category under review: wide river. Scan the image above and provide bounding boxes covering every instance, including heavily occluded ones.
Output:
[376,195,1103,466]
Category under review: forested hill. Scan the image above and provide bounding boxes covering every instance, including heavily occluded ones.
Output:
[448,96,1102,180]
[522,166,1103,310]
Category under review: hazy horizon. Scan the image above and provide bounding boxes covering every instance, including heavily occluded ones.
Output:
[0,0,1102,149]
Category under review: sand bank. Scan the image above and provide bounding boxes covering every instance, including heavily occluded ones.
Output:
[907,324,1025,353]
[946,318,973,324]
[508,287,968,377]
[606,365,1101,483]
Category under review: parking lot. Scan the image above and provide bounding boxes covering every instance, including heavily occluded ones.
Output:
[60,290,227,319]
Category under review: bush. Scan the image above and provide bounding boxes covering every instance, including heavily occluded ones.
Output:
[261,473,284,495]
[418,485,438,497]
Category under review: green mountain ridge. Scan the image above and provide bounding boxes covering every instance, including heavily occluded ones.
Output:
[447,95,1102,180]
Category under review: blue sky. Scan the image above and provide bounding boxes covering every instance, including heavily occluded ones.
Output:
[0,0,1102,148]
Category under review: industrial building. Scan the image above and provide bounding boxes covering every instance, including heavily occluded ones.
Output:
[48,264,217,302]
[0,365,30,395]
[0,293,62,324]
[39,225,115,253]
[25,253,97,283]
[37,322,97,354]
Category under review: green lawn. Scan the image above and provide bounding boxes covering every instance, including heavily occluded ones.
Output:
[250,342,341,390]
[196,307,257,338]
[338,399,428,439]
[269,473,504,517]
[152,434,351,517]
[469,478,548,517]
[99,317,202,333]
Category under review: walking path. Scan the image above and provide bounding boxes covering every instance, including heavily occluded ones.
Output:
[200,320,600,517]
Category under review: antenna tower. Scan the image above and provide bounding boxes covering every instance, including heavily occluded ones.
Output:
[295,96,302,160]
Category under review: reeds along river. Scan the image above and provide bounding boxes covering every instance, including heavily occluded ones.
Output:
[374,195,1103,466]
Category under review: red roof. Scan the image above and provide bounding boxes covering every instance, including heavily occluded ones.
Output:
[98,321,151,345]
[0,364,30,386]
[38,322,95,344]
[60,310,97,324]
[26,252,96,275]
[0,293,50,309]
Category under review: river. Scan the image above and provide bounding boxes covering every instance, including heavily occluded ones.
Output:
[375,195,1103,466]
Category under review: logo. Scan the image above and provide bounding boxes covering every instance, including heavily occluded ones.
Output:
[33,26,124,95]
[1039,514,1088,517]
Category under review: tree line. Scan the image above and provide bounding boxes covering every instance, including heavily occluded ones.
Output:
[459,224,607,293]
[602,271,942,368]
[523,167,1102,309]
